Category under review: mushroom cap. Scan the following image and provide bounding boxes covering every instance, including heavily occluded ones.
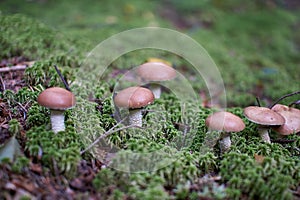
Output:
[137,62,177,82]
[37,87,76,110]
[243,106,285,126]
[271,104,300,135]
[205,111,245,132]
[114,86,154,109]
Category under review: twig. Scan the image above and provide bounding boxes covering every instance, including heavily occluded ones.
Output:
[256,97,261,107]
[16,102,28,120]
[269,90,300,109]
[54,65,71,91]
[0,65,27,73]
[290,189,300,197]
[293,147,300,153]
[271,139,296,144]
[0,75,5,91]
[288,99,300,107]
[80,118,142,155]
[52,157,62,186]
[80,124,142,155]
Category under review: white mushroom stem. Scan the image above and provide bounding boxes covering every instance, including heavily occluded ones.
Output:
[128,109,143,127]
[258,126,271,143]
[149,83,161,99]
[50,110,65,133]
[219,133,231,153]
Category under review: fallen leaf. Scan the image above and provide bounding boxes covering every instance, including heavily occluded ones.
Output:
[0,135,22,162]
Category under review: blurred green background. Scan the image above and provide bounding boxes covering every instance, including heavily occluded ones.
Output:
[1,0,300,107]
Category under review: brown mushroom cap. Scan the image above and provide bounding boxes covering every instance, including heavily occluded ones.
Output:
[271,104,300,135]
[243,106,285,126]
[205,111,245,132]
[137,62,177,82]
[37,87,76,110]
[271,104,290,112]
[114,86,154,109]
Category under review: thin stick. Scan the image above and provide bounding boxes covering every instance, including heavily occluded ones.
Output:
[54,65,71,91]
[269,90,300,109]
[288,99,300,107]
[80,124,141,155]
[80,118,142,155]
[0,65,27,73]
[52,157,62,185]
[256,97,261,107]
[0,76,5,91]
[271,139,295,144]
[16,102,28,120]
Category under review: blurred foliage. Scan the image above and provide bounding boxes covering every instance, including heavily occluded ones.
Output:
[0,14,88,60]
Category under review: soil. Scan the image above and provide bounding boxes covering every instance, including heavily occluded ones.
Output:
[0,159,104,199]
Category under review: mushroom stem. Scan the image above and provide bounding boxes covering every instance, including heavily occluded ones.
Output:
[128,109,143,127]
[258,127,271,143]
[50,110,65,133]
[219,133,231,153]
[148,83,161,99]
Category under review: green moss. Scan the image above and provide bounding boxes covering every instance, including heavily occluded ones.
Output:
[26,102,49,129]
[24,59,77,88]
[0,14,87,60]
[8,119,21,135]
[92,150,222,199]
[25,125,81,177]
[93,169,169,199]
[220,152,297,199]
[11,156,30,173]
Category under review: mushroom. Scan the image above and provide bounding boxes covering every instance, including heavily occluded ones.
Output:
[205,111,245,152]
[136,62,176,99]
[114,86,154,127]
[271,104,300,136]
[243,106,285,143]
[37,87,76,133]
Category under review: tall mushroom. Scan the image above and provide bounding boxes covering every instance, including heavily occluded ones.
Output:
[271,104,300,136]
[37,87,76,133]
[114,86,154,127]
[243,106,285,143]
[205,111,245,152]
[136,62,176,99]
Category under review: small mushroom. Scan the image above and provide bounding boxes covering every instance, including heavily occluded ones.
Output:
[271,104,300,136]
[37,87,76,133]
[114,86,154,127]
[205,111,245,152]
[136,62,176,99]
[243,106,285,143]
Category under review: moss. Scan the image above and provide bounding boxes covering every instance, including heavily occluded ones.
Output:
[8,118,21,135]
[11,156,30,173]
[92,150,222,199]
[93,169,169,199]
[25,125,81,177]
[220,152,297,199]
[0,14,88,60]
[24,59,77,89]
[26,102,50,129]
[128,173,169,200]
